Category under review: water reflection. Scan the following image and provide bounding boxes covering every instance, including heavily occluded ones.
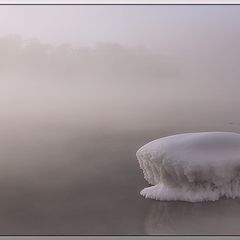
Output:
[144,198,240,235]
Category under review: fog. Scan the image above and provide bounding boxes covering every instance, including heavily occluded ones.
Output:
[1,5,240,131]
[1,5,240,235]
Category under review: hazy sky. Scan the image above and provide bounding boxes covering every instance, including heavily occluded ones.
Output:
[0,5,240,52]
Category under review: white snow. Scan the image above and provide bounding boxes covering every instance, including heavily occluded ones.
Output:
[136,132,240,202]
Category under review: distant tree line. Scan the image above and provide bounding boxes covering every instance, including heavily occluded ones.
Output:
[0,34,178,83]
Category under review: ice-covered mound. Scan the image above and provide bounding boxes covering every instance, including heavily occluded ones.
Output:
[136,132,240,202]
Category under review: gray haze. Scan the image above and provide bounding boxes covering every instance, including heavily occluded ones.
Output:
[0,5,240,235]
[1,5,240,131]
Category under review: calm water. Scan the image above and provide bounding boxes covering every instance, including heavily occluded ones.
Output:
[0,121,240,235]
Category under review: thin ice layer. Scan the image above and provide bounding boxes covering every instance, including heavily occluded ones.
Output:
[136,132,240,202]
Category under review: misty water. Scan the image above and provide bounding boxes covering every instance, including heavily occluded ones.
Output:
[2,109,240,235]
[1,79,240,235]
[1,30,240,234]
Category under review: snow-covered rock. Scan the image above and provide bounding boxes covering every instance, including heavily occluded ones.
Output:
[136,132,240,202]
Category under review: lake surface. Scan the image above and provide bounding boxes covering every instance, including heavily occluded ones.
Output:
[1,120,240,235]
[1,70,240,235]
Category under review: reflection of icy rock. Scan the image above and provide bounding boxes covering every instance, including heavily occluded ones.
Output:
[136,132,240,202]
[145,199,240,234]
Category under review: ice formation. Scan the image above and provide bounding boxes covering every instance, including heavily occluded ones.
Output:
[136,132,240,202]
